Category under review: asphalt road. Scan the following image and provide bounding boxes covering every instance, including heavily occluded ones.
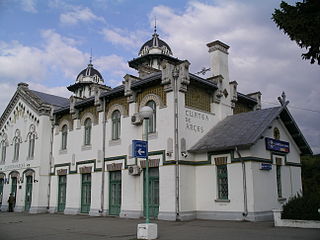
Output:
[0,212,319,240]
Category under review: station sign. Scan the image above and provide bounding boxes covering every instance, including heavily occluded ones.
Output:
[265,137,290,153]
[260,163,272,171]
[132,140,148,158]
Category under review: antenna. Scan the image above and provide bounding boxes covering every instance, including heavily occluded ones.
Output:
[196,67,211,75]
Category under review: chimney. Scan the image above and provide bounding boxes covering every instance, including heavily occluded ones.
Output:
[207,40,230,81]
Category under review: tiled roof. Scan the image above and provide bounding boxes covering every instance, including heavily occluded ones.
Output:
[31,90,69,107]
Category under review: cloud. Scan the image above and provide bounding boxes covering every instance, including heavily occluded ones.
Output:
[28,82,70,98]
[0,30,86,84]
[95,54,133,78]
[150,1,320,153]
[0,29,130,86]
[0,83,16,117]
[20,0,37,13]
[60,6,105,25]
[101,28,148,51]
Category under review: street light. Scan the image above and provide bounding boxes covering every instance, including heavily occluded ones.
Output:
[139,106,153,224]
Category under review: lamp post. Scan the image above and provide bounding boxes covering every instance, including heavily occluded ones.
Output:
[139,106,153,224]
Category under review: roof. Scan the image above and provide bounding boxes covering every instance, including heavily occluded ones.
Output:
[139,33,172,56]
[31,90,69,107]
[76,63,103,81]
[189,106,312,155]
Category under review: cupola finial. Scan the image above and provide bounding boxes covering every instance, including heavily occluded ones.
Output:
[154,16,157,34]
[89,48,93,65]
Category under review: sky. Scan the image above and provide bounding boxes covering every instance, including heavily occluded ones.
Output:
[0,0,319,153]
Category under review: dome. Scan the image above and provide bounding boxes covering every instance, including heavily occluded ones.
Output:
[76,63,104,84]
[139,31,173,56]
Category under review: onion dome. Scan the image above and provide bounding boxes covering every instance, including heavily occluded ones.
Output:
[76,62,104,85]
[138,27,173,56]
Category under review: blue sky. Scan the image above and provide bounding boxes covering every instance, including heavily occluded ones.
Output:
[0,0,319,153]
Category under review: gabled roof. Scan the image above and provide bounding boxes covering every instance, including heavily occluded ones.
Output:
[0,83,68,129]
[31,90,69,108]
[189,106,312,155]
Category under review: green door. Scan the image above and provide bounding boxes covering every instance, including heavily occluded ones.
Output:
[11,177,17,208]
[25,176,33,211]
[81,173,91,213]
[57,175,67,212]
[109,171,121,215]
[144,167,159,219]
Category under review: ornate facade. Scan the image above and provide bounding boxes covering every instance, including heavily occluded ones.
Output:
[0,30,312,221]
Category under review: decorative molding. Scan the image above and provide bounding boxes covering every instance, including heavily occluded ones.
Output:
[57,169,68,175]
[79,166,92,174]
[106,163,122,171]
[139,93,165,110]
[107,104,127,119]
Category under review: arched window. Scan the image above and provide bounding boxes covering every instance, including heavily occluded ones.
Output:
[0,141,6,163]
[112,110,121,140]
[146,100,156,133]
[84,118,92,145]
[28,133,35,159]
[13,138,20,162]
[61,125,68,150]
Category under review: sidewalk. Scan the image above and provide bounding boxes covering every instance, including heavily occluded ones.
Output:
[0,212,319,240]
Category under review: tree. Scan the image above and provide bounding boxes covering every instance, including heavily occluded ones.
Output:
[272,0,320,64]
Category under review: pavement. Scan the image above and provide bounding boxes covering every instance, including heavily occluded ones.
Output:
[0,212,319,240]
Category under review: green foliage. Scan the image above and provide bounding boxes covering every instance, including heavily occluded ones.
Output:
[272,0,320,64]
[301,154,320,194]
[282,193,320,220]
[282,155,320,220]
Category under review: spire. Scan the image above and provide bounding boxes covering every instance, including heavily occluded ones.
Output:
[152,18,159,47]
[89,48,93,66]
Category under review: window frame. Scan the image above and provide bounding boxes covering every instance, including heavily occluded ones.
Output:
[13,138,20,162]
[217,164,228,200]
[28,133,36,159]
[146,100,156,134]
[111,110,121,140]
[84,118,92,146]
[61,125,68,150]
[0,141,6,163]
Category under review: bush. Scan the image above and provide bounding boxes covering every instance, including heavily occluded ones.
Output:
[282,193,320,220]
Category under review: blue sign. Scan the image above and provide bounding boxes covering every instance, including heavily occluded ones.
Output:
[132,140,148,158]
[265,137,290,153]
[260,163,272,171]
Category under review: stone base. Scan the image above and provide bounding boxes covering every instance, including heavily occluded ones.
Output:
[158,211,176,221]
[179,211,196,221]
[137,223,158,240]
[120,210,142,219]
[89,208,101,216]
[64,207,80,215]
[29,206,48,214]
[48,207,57,213]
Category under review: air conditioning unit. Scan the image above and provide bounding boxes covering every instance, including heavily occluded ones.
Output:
[128,165,141,176]
[131,113,143,125]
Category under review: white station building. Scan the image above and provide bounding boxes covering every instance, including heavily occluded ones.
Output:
[0,30,312,221]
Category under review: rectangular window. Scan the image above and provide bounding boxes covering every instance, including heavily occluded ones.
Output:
[276,157,282,198]
[215,157,228,200]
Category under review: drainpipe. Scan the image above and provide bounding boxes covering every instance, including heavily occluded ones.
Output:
[47,111,54,211]
[235,146,248,218]
[173,66,180,220]
[100,98,106,215]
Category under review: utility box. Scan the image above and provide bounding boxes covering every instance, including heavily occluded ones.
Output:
[137,223,158,240]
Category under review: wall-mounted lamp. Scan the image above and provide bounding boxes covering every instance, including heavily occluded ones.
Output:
[181,152,188,158]
[18,177,24,184]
